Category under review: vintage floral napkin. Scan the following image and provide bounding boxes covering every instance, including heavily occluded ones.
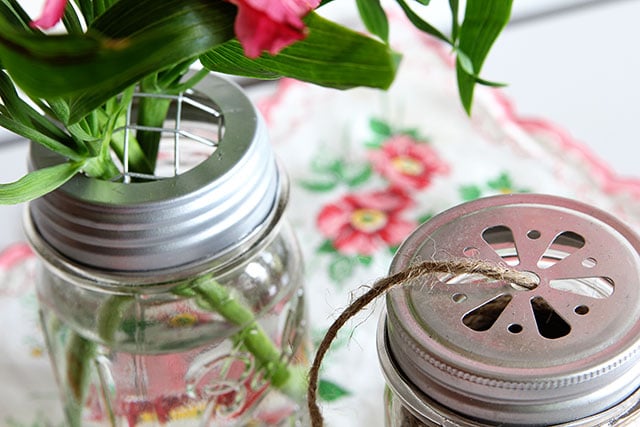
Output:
[3,17,640,427]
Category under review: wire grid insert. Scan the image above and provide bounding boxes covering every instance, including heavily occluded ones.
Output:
[114,88,224,183]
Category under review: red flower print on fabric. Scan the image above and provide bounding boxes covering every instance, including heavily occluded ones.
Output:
[369,135,449,191]
[317,188,417,255]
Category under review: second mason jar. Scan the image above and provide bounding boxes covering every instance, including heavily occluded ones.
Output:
[26,75,308,427]
[378,194,640,426]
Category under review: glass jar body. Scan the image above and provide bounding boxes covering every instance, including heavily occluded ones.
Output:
[384,386,640,427]
[34,222,308,427]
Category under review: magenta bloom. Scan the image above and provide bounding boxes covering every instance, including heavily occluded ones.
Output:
[369,135,449,190]
[228,0,320,58]
[317,188,416,256]
[30,0,68,29]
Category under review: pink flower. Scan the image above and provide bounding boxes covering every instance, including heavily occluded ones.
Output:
[30,0,67,29]
[369,135,449,190]
[227,0,320,58]
[317,188,416,256]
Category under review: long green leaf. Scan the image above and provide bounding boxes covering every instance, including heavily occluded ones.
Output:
[456,0,512,113]
[0,0,237,124]
[449,0,460,41]
[356,0,389,43]
[201,12,399,90]
[395,0,451,45]
[71,0,94,26]
[0,161,84,204]
[0,0,33,30]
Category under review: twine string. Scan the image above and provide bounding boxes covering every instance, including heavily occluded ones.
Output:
[307,258,538,427]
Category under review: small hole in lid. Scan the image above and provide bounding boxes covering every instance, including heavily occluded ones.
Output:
[574,305,589,315]
[508,323,523,334]
[527,230,541,240]
[452,293,468,303]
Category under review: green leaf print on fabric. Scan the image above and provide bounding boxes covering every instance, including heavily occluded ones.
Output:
[460,172,530,201]
[318,379,352,402]
[299,157,372,193]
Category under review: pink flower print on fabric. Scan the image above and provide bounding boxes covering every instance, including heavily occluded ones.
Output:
[369,135,449,191]
[317,187,416,256]
[30,0,67,29]
[227,0,320,58]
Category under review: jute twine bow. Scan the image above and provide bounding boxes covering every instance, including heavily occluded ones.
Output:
[306,258,539,427]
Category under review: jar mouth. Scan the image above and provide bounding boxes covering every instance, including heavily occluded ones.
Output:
[26,74,284,276]
[383,194,640,425]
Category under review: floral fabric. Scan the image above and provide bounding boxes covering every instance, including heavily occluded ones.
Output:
[4,17,640,427]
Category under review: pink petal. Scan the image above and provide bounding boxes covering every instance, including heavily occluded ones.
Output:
[317,204,352,237]
[378,218,417,246]
[30,0,68,29]
[333,228,379,256]
[229,0,319,58]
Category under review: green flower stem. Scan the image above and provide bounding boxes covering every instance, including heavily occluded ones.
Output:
[189,278,292,388]
[135,95,171,173]
[97,295,132,342]
[61,276,300,424]
[65,332,96,427]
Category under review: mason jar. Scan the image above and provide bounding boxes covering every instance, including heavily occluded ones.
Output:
[25,75,308,426]
[377,194,640,426]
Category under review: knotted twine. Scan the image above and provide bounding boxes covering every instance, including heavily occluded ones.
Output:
[306,258,539,427]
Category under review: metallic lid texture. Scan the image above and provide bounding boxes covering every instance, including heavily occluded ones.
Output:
[27,75,281,273]
[382,194,640,425]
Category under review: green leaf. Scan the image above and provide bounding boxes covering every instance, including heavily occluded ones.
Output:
[0,113,84,160]
[449,0,460,41]
[0,0,33,30]
[357,255,373,266]
[72,0,95,26]
[317,239,338,254]
[0,161,84,204]
[488,172,512,191]
[459,185,482,201]
[370,118,393,136]
[356,0,389,43]
[318,379,351,402]
[299,178,338,192]
[201,12,399,90]
[395,0,451,45]
[344,164,372,187]
[0,0,237,123]
[418,212,434,223]
[61,3,84,35]
[456,0,513,113]
[0,71,71,143]
[328,255,356,284]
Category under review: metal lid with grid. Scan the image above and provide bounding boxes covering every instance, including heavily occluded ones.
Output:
[380,194,640,425]
[27,74,282,276]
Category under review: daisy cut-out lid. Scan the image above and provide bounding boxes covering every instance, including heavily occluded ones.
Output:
[383,194,640,425]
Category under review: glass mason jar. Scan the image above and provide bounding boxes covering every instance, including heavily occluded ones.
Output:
[25,75,309,426]
[377,194,640,426]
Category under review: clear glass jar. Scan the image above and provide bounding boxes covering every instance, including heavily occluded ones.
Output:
[378,194,640,426]
[26,74,309,426]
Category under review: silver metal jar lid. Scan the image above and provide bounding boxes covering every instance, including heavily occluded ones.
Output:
[381,194,640,425]
[27,75,281,275]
